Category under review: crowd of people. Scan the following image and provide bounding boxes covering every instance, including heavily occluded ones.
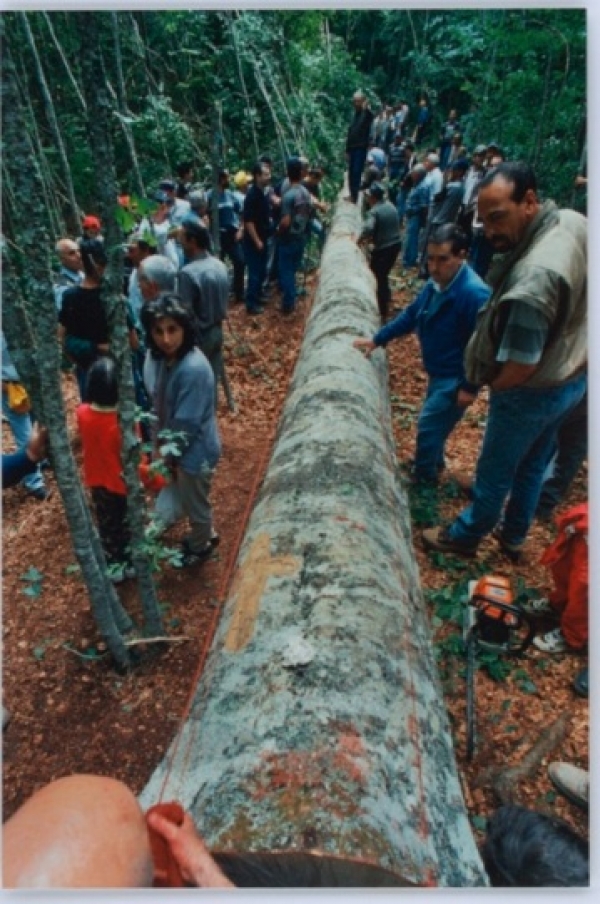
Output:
[3,153,331,578]
[350,91,588,665]
[2,89,589,888]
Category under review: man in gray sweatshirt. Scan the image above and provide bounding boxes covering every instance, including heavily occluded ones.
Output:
[358,182,401,321]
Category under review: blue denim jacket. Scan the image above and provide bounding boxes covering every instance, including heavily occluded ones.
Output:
[374,263,490,392]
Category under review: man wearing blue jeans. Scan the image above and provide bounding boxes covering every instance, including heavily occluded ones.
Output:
[423,162,587,560]
[353,224,490,482]
[242,162,272,315]
[277,158,312,315]
[402,165,429,268]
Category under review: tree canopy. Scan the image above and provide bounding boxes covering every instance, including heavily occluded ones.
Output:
[1,7,587,232]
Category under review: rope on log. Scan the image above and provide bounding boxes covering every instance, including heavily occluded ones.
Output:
[140,197,488,888]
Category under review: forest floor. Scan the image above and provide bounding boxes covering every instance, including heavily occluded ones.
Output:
[2,260,588,853]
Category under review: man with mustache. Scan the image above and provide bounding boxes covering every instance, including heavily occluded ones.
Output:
[423,162,587,564]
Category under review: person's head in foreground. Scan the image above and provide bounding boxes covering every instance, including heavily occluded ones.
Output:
[481,804,588,887]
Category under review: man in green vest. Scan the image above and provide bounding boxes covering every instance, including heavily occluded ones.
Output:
[423,162,586,561]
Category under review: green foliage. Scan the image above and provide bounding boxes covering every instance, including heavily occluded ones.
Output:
[7,8,585,219]
[476,650,513,682]
[426,582,467,626]
[20,566,44,599]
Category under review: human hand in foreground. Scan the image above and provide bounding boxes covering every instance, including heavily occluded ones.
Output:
[146,810,235,888]
[26,424,49,463]
[353,338,377,358]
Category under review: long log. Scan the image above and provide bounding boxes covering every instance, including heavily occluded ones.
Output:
[140,199,488,887]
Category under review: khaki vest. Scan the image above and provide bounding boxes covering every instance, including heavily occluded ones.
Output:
[465,202,587,388]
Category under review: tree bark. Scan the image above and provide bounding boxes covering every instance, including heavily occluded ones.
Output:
[141,198,487,887]
[75,11,164,639]
[41,11,87,114]
[1,26,133,670]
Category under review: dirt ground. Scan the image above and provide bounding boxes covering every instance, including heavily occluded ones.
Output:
[2,263,588,852]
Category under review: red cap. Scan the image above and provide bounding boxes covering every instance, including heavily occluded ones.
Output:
[82,215,101,229]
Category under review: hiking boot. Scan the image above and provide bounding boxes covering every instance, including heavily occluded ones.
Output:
[573,667,589,697]
[533,626,572,653]
[548,762,589,810]
[422,526,478,558]
[518,596,557,618]
[492,527,523,562]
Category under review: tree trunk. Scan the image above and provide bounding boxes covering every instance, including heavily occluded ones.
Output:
[140,198,487,888]
[41,11,87,114]
[19,12,81,235]
[8,29,64,238]
[1,27,133,670]
[75,10,164,638]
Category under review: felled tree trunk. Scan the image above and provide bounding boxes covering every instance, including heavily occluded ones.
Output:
[141,200,487,887]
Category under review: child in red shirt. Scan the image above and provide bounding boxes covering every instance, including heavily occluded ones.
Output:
[76,357,134,583]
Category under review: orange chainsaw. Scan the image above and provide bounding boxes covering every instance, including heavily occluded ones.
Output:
[463,575,535,760]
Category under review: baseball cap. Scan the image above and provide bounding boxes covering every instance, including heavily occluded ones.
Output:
[450,158,469,173]
[233,171,250,189]
[473,144,487,155]
[158,179,176,192]
[82,215,101,230]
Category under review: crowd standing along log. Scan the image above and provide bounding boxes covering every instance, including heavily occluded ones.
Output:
[141,199,488,887]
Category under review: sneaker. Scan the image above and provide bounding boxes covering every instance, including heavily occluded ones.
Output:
[421,526,478,558]
[548,762,589,810]
[533,626,571,653]
[492,527,523,562]
[175,540,213,568]
[518,596,557,618]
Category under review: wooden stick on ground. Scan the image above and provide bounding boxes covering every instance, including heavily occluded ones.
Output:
[474,710,571,804]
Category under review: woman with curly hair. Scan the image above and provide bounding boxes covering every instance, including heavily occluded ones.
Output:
[141,294,221,567]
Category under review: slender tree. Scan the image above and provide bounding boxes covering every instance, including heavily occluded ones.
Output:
[75,10,164,638]
[19,12,81,235]
[2,26,134,671]
[109,11,145,196]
